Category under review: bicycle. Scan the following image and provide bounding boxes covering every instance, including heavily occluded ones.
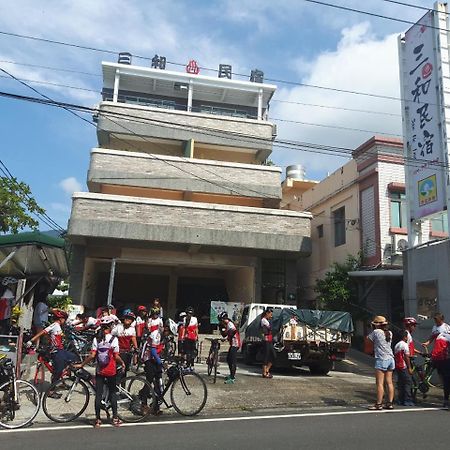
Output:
[42,366,155,424]
[64,326,96,363]
[206,338,222,383]
[0,354,41,429]
[411,352,437,401]
[32,345,71,386]
[145,357,208,416]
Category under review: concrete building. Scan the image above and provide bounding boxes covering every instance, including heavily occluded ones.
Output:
[283,136,447,324]
[67,57,312,325]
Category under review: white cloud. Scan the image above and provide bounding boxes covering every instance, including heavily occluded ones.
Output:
[270,22,402,178]
[59,177,82,195]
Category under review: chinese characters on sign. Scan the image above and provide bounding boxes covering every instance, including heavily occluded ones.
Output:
[186,59,200,74]
[400,11,446,219]
[151,54,166,70]
[218,64,232,79]
[250,69,264,83]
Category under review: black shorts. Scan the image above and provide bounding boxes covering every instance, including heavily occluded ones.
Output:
[263,341,276,364]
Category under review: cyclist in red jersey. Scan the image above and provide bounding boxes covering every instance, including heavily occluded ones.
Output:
[218,312,241,384]
[135,305,148,343]
[112,310,137,378]
[403,317,422,358]
[75,316,125,427]
[27,310,78,396]
[184,306,198,368]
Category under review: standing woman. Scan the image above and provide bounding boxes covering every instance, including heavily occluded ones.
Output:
[261,308,276,379]
[367,315,395,410]
[75,316,125,428]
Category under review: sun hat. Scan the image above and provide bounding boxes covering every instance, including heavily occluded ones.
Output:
[371,315,388,326]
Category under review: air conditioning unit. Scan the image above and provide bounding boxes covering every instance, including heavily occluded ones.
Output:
[391,235,409,255]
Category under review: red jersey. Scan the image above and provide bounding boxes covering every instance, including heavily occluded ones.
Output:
[44,322,64,353]
[185,316,198,341]
[432,334,450,361]
[261,317,273,342]
[112,323,136,352]
[394,340,409,370]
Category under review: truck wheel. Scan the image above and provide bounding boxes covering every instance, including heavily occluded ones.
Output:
[243,345,253,365]
[309,361,333,376]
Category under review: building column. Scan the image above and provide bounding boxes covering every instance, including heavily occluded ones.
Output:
[187,80,193,112]
[257,88,263,120]
[113,70,120,102]
[106,258,117,306]
[167,270,178,318]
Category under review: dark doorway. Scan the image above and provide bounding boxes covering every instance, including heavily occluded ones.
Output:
[177,277,228,333]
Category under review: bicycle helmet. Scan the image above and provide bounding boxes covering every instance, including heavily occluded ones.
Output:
[53,310,68,320]
[179,312,187,318]
[122,308,133,316]
[123,311,136,320]
[186,306,194,314]
[100,315,116,327]
[217,312,228,321]
[137,305,147,312]
[150,307,160,316]
[403,317,417,326]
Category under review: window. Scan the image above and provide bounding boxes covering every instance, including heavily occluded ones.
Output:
[390,192,407,228]
[431,213,448,233]
[333,206,346,247]
[417,280,438,319]
[317,224,324,238]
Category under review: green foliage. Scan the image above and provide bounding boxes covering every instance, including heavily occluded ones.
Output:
[0,176,45,234]
[47,294,72,311]
[314,254,367,320]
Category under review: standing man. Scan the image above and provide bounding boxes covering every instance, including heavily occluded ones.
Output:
[0,279,16,335]
[151,298,164,321]
[261,308,276,379]
[218,312,241,384]
[113,310,137,378]
[422,313,450,349]
[135,305,148,344]
[184,306,198,368]
[177,311,187,358]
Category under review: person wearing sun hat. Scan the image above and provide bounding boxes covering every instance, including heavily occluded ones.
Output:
[367,315,395,410]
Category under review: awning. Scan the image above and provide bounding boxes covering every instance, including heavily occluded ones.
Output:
[0,231,69,278]
[348,269,403,278]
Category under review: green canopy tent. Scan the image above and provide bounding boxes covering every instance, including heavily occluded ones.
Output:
[0,231,68,279]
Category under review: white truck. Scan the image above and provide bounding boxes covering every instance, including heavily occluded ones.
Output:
[239,303,353,375]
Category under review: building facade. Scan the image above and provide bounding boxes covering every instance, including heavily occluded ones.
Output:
[67,57,312,325]
[283,136,448,325]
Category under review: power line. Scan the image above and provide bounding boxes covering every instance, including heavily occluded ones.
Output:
[379,0,449,15]
[302,0,444,31]
[1,89,446,177]
[0,59,101,77]
[0,160,65,232]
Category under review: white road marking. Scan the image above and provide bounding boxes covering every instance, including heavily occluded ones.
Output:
[0,407,442,434]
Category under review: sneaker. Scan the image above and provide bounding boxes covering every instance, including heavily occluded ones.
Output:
[224,377,235,384]
[47,391,62,399]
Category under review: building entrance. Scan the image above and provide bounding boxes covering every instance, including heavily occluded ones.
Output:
[176,277,228,333]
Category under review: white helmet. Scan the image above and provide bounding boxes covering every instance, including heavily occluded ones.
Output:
[100,315,116,327]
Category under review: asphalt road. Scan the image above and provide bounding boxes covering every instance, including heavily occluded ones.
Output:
[1,407,447,450]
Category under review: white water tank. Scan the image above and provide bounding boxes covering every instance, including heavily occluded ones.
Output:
[286,164,305,180]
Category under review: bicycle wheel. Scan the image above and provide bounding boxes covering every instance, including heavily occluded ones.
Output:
[213,352,219,384]
[0,379,41,429]
[207,351,214,376]
[170,371,207,416]
[116,375,154,422]
[43,377,90,423]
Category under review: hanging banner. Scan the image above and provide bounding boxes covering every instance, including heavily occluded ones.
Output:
[399,9,448,220]
[210,301,244,325]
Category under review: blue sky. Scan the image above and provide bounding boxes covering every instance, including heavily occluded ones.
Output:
[0,0,435,231]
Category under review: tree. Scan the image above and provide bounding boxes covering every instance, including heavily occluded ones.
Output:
[314,254,368,319]
[0,176,45,234]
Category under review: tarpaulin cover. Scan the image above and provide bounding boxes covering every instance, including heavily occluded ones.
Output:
[245,308,354,339]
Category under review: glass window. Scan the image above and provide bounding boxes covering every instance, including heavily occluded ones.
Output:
[390,192,406,228]
[317,224,324,238]
[431,214,448,233]
[333,207,346,247]
[417,280,438,319]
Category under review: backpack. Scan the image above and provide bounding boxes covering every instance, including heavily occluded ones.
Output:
[96,336,114,369]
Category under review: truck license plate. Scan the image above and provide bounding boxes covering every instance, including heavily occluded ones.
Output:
[288,352,302,360]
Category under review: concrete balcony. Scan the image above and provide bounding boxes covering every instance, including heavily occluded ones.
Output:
[95,101,276,161]
[88,148,282,203]
[68,193,312,256]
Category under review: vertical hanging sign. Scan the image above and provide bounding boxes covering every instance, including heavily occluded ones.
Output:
[399,10,447,220]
